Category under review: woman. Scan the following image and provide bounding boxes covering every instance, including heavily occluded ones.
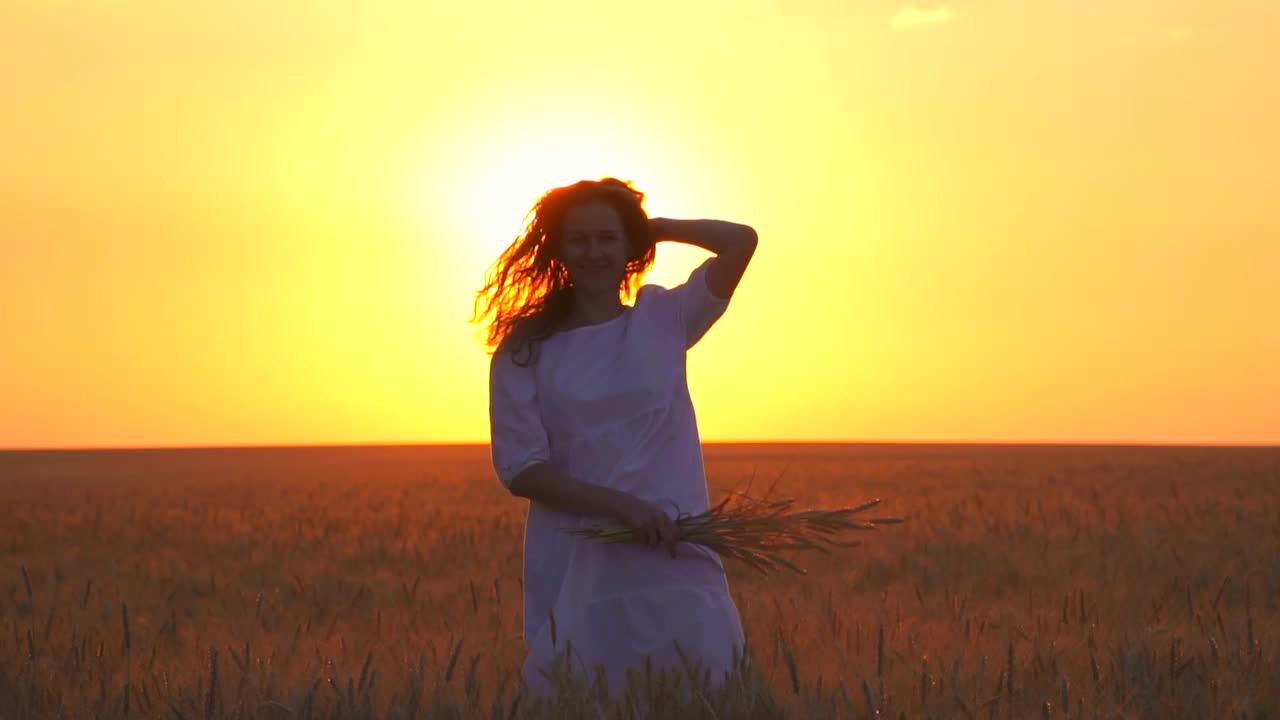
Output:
[474,177,758,697]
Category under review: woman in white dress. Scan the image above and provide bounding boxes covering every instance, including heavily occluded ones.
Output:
[475,177,758,697]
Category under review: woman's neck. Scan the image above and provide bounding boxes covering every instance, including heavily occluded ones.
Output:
[563,288,625,327]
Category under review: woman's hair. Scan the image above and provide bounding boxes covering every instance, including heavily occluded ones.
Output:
[471,177,656,367]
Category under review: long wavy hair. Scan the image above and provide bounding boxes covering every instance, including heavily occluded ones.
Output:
[471,177,656,367]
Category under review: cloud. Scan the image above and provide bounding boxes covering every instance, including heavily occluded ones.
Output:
[891,4,955,30]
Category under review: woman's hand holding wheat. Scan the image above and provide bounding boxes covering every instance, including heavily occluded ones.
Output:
[606,492,684,558]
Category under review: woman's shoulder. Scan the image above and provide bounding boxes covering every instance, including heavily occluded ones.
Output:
[634,282,681,327]
[636,282,672,305]
[494,321,553,369]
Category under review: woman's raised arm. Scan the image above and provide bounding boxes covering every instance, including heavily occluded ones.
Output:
[648,217,757,300]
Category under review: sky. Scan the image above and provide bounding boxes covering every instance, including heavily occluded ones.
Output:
[3,0,1278,449]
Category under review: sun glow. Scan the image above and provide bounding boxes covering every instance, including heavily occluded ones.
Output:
[467,135,624,266]
[409,108,708,334]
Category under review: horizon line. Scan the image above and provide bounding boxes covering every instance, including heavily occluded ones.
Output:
[2,438,1278,453]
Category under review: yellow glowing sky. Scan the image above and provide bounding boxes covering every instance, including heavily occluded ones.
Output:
[3,0,1278,449]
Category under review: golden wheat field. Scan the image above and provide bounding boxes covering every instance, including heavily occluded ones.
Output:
[1,443,1277,719]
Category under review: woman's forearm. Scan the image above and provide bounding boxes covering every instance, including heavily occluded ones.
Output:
[507,462,627,520]
[649,218,757,257]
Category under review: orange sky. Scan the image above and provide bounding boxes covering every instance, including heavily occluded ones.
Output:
[3,0,1277,449]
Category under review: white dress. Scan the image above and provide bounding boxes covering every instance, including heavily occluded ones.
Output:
[488,257,746,696]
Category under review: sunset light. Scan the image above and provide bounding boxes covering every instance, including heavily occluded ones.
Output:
[3,0,1277,448]
[424,111,687,300]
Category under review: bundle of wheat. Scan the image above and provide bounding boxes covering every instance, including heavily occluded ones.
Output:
[566,493,904,575]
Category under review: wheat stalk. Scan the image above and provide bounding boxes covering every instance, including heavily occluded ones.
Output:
[566,492,904,575]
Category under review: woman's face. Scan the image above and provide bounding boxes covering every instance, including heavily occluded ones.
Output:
[559,201,629,292]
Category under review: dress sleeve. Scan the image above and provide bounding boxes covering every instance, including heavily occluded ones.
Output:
[488,348,551,489]
[668,256,731,349]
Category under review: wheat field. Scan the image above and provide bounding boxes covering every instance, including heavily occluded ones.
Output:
[1,443,1277,718]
